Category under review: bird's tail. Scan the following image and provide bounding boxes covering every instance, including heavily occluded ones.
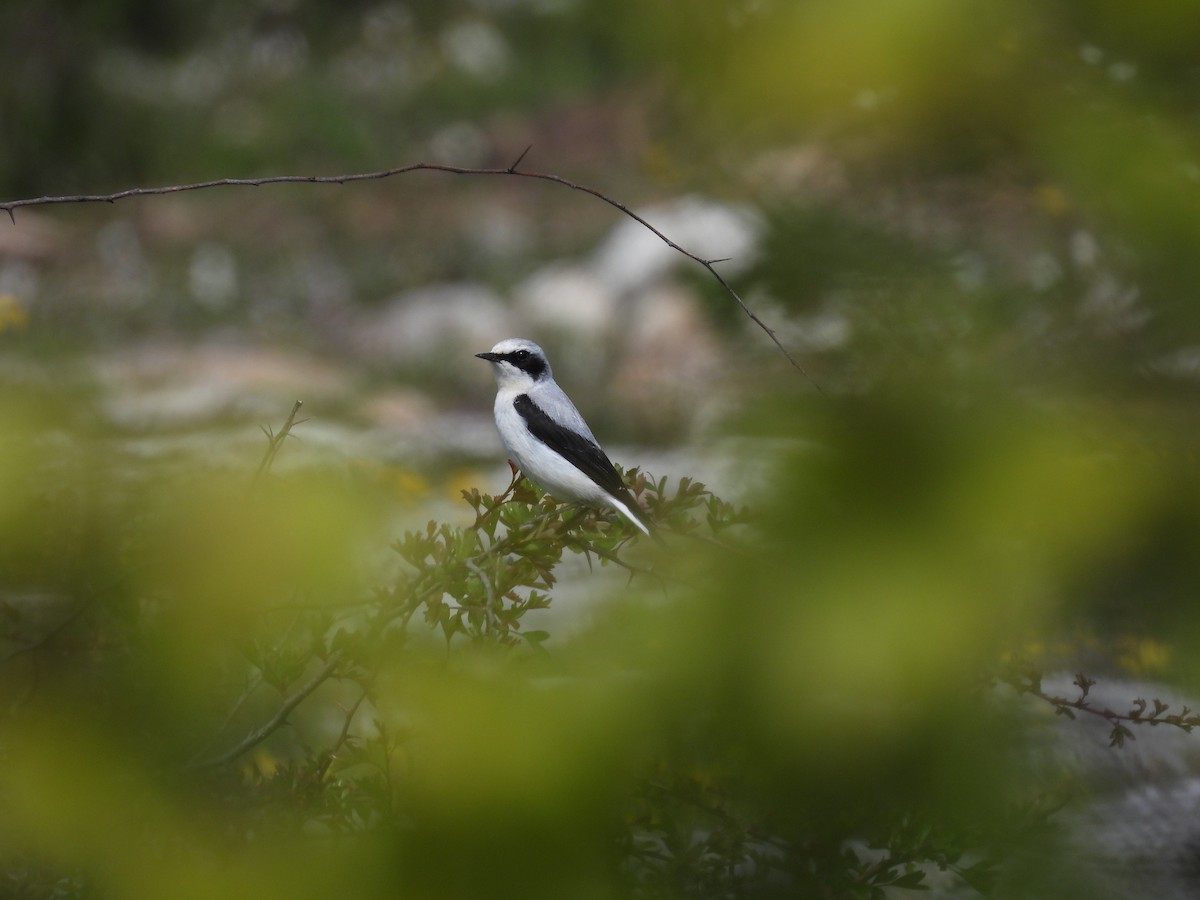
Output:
[609,494,658,541]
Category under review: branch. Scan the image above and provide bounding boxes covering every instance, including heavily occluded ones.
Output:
[0,598,91,667]
[315,687,369,781]
[1,156,819,388]
[1003,670,1200,748]
[190,669,265,760]
[565,531,685,585]
[253,399,306,488]
[464,557,499,635]
[186,648,344,770]
[640,778,788,850]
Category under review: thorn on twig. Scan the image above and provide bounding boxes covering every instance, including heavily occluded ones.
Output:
[252,400,305,489]
[4,208,14,225]
[508,145,532,174]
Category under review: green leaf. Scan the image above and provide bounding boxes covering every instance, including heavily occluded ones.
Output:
[957,860,998,894]
[887,869,928,890]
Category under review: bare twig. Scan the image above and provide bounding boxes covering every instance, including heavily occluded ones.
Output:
[186,648,344,770]
[1,157,819,387]
[253,400,306,488]
[1003,670,1200,748]
[0,599,91,667]
[567,533,685,586]
[332,689,368,754]
[464,558,499,636]
[315,688,369,781]
[191,670,265,760]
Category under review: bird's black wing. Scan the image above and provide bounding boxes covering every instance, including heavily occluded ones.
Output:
[514,393,633,502]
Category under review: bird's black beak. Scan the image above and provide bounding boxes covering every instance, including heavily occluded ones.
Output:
[476,352,500,362]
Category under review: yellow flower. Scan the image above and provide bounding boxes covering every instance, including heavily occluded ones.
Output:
[1034,184,1070,216]
[1116,637,1171,675]
[0,293,28,332]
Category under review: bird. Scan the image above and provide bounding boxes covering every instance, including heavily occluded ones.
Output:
[476,338,651,536]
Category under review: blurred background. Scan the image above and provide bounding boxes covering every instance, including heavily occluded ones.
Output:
[4,1,1200,897]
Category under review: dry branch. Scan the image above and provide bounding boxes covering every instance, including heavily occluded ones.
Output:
[1,154,820,388]
[186,648,345,770]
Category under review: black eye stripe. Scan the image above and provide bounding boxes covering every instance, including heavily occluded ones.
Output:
[500,349,546,378]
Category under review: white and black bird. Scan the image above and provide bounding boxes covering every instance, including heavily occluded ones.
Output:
[476,338,651,536]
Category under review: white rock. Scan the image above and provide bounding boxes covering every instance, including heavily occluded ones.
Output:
[351,282,513,365]
[513,263,619,336]
[591,195,763,295]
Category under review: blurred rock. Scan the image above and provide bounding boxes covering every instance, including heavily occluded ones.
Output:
[0,260,38,308]
[465,199,534,262]
[347,281,512,368]
[188,242,239,311]
[591,195,762,295]
[356,386,436,430]
[513,262,618,336]
[96,219,151,310]
[428,121,491,168]
[1059,777,1200,900]
[612,282,725,439]
[1014,674,1200,899]
[94,340,353,429]
[440,19,510,80]
[0,211,64,262]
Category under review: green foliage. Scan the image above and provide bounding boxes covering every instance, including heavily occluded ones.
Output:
[5,388,1128,898]
[0,0,635,192]
[8,2,1200,897]
[0,411,774,897]
[8,381,1172,898]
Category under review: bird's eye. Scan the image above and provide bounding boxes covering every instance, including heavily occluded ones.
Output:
[512,350,529,361]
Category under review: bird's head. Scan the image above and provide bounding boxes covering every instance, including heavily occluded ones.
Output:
[476,338,552,389]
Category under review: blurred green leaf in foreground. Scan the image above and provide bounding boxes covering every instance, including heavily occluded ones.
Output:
[5,360,1199,898]
[6,1,1200,897]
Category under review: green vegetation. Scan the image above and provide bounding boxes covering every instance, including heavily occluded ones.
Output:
[4,1,1200,897]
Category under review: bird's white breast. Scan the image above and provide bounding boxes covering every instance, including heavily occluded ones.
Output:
[493,392,610,505]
